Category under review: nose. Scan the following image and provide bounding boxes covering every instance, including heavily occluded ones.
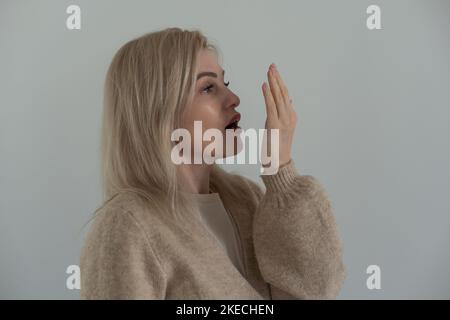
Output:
[226,90,240,110]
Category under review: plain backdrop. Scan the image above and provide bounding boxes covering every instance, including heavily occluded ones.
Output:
[1,0,450,299]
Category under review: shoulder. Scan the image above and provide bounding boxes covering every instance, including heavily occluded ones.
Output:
[84,192,155,233]
[81,194,143,250]
[80,192,166,263]
[79,192,168,299]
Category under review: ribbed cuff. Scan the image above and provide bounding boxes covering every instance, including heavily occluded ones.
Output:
[260,159,299,193]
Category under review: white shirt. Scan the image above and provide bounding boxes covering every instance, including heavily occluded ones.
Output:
[191,192,246,277]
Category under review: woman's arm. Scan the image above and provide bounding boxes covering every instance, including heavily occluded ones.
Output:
[251,160,346,299]
[250,63,345,299]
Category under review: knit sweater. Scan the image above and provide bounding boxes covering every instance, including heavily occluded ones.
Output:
[79,161,346,299]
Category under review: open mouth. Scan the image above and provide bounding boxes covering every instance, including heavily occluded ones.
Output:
[225,120,240,130]
[225,113,241,131]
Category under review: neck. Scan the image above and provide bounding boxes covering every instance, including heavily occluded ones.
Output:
[177,163,212,194]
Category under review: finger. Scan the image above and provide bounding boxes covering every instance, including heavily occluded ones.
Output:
[267,64,286,118]
[273,65,296,121]
[272,65,295,115]
[273,65,291,107]
[289,97,296,113]
[262,82,277,119]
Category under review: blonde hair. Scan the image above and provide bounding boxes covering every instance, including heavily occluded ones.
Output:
[99,27,239,223]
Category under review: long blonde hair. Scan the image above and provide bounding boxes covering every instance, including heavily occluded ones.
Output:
[99,27,242,223]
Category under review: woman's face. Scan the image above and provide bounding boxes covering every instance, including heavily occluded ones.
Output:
[181,49,242,161]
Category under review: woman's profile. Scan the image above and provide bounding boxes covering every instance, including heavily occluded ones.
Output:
[79,27,346,299]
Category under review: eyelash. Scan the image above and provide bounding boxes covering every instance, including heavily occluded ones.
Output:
[202,81,230,93]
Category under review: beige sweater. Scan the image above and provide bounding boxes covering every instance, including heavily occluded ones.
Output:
[79,161,346,299]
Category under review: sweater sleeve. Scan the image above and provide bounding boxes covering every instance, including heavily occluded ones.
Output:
[80,207,167,299]
[251,160,346,299]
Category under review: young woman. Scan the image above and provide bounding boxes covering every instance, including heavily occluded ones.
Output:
[80,27,346,299]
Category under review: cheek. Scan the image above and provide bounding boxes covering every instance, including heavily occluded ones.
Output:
[186,101,224,131]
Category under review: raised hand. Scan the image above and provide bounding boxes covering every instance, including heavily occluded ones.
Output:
[261,63,297,170]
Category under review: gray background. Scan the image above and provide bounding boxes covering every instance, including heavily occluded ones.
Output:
[1,0,449,299]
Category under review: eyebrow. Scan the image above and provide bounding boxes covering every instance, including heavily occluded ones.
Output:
[196,69,225,81]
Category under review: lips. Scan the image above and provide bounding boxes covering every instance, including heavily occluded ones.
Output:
[225,113,241,130]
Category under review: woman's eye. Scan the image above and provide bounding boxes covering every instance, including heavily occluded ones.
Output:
[202,81,230,94]
[202,84,214,93]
